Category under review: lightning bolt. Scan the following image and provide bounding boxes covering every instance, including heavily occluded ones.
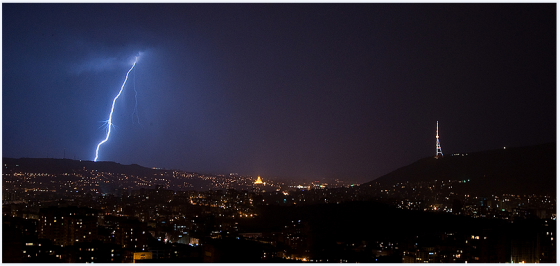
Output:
[94,57,138,162]
[132,66,141,125]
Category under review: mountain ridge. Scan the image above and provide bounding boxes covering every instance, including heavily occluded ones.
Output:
[365,142,556,196]
[3,143,556,196]
[1,158,169,176]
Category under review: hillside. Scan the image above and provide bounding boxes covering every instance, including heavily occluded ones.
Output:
[1,157,254,192]
[365,143,556,196]
[2,158,163,176]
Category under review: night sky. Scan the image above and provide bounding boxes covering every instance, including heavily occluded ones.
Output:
[2,4,556,183]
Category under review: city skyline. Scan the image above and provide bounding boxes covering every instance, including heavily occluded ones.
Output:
[2,142,556,263]
[3,3,556,183]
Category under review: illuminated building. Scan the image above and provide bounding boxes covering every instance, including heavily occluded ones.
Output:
[254,176,263,185]
[38,206,99,247]
[133,252,153,263]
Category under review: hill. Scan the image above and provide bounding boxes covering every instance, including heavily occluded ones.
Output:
[2,157,163,176]
[1,157,255,192]
[365,143,556,196]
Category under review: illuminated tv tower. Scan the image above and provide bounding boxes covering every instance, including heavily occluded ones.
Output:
[435,121,443,158]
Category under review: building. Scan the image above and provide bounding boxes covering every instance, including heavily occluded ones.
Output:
[38,206,99,247]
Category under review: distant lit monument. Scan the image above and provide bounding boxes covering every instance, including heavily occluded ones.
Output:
[435,121,443,158]
[254,176,263,184]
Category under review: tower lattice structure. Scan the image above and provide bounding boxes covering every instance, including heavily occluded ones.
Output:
[435,121,443,158]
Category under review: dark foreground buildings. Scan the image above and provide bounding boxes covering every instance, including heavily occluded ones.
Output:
[3,189,556,263]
